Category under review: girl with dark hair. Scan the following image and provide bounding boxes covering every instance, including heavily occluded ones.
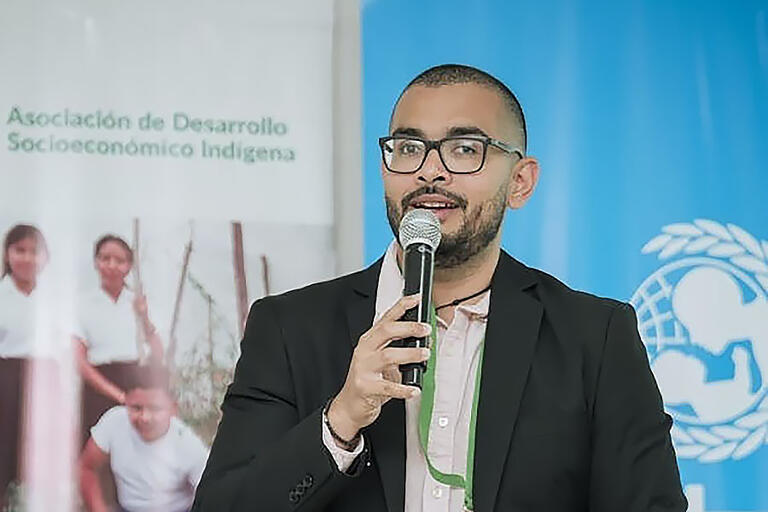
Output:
[0,224,50,502]
[74,234,164,443]
[1,223,48,290]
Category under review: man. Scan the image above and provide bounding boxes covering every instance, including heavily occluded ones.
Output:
[192,64,687,511]
[80,366,209,512]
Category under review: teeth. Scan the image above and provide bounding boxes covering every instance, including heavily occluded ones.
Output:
[416,202,453,208]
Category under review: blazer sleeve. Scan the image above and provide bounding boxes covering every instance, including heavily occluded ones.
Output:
[191,297,369,512]
[588,303,688,512]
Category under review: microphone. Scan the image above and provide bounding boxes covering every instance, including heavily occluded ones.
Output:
[395,208,441,388]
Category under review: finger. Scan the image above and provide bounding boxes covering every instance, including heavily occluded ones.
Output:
[379,294,422,323]
[374,347,430,371]
[382,366,401,383]
[372,379,420,400]
[371,321,431,349]
[359,320,430,350]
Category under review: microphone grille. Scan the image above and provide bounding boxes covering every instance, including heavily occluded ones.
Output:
[399,209,442,250]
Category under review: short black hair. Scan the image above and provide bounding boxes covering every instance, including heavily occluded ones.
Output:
[126,366,172,396]
[393,64,527,152]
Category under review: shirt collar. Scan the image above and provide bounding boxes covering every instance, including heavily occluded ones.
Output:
[0,275,36,298]
[99,284,133,305]
[374,241,404,323]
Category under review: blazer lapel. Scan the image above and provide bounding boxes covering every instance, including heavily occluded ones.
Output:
[345,258,406,512]
[473,251,543,512]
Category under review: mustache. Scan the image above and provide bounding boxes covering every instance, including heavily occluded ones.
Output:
[400,186,468,211]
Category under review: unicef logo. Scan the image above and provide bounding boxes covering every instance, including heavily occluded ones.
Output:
[631,219,768,463]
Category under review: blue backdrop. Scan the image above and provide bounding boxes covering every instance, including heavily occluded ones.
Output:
[362,1,768,510]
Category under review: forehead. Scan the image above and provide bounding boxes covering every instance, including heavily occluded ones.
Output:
[98,241,129,257]
[391,83,511,139]
[126,388,171,404]
[9,237,38,248]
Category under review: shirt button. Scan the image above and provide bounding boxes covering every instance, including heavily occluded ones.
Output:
[438,416,449,428]
[432,486,443,499]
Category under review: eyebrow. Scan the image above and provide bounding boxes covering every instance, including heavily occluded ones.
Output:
[446,126,489,138]
[391,127,425,137]
[390,125,490,139]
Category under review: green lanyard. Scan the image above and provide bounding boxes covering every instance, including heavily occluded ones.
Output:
[418,308,484,512]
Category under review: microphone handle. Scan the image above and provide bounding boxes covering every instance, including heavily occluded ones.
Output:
[397,242,434,388]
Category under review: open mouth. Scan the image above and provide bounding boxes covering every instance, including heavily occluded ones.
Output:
[409,196,459,210]
[407,195,460,220]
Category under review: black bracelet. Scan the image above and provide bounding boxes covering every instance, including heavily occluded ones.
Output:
[323,397,361,451]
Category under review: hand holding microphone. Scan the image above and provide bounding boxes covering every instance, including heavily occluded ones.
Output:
[327,294,432,442]
[327,209,441,443]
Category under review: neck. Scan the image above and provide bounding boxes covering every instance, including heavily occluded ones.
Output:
[11,275,36,296]
[396,239,500,323]
[102,281,124,301]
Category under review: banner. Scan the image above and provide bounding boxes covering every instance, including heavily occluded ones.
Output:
[0,1,334,510]
[362,1,768,510]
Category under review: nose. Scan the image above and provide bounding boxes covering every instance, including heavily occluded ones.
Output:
[415,146,450,184]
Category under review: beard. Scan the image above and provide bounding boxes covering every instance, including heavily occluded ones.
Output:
[385,184,508,270]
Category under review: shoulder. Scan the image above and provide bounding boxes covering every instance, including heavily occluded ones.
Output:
[529,266,627,320]
[97,405,129,426]
[248,260,381,324]
[91,405,130,448]
[170,417,208,452]
[502,253,632,346]
[0,277,13,295]
[510,261,642,379]
[0,277,23,302]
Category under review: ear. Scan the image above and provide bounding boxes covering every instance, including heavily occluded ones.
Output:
[507,157,540,209]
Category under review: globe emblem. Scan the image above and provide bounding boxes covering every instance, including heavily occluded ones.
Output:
[631,220,768,462]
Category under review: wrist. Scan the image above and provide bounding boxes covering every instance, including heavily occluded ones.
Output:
[142,319,155,334]
[326,396,361,447]
[112,388,125,403]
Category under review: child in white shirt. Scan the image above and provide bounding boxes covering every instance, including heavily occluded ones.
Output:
[79,366,209,512]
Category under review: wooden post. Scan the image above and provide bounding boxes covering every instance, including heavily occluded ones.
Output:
[132,218,146,363]
[231,222,249,338]
[167,234,193,371]
[261,255,270,297]
[207,294,215,407]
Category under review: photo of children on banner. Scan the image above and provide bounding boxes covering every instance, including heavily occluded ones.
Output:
[74,234,165,442]
[0,222,252,509]
[79,366,209,512]
[0,224,50,504]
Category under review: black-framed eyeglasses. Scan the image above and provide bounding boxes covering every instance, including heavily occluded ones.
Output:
[378,135,524,174]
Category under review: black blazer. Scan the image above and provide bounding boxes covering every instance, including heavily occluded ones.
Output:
[192,251,687,512]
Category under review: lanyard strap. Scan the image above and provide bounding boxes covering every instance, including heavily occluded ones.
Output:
[418,308,484,511]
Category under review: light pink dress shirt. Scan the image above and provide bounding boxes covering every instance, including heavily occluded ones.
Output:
[323,241,490,512]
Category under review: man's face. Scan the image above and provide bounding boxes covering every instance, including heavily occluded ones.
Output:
[383,83,523,269]
[125,388,176,442]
